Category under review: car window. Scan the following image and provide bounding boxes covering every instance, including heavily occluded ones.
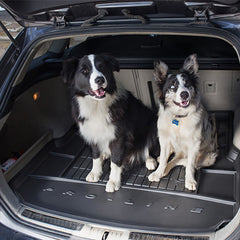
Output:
[0,8,23,60]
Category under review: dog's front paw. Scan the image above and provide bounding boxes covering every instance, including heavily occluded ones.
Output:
[148,171,162,182]
[86,171,101,182]
[146,157,157,170]
[105,180,120,192]
[185,178,197,191]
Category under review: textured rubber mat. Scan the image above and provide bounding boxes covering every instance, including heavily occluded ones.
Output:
[62,146,189,192]
[59,111,233,193]
[10,111,238,232]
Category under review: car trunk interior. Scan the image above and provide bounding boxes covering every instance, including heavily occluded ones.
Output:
[0,33,240,234]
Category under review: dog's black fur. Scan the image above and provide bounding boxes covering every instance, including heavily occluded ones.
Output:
[62,54,157,192]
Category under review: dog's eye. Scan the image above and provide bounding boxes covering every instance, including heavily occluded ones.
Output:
[185,81,192,88]
[170,85,175,90]
[81,68,89,75]
[97,64,104,70]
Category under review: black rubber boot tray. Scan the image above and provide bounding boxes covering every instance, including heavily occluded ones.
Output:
[10,111,238,233]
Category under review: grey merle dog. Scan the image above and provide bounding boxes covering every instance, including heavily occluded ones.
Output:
[148,54,218,191]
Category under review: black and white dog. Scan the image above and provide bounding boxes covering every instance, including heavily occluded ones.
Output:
[148,54,218,191]
[62,54,157,192]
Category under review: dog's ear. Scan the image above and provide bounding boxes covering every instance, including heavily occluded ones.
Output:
[154,60,168,102]
[102,55,120,72]
[62,58,79,84]
[153,60,168,83]
[182,54,198,74]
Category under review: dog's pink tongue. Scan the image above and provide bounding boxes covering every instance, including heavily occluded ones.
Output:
[94,88,105,97]
[181,100,189,107]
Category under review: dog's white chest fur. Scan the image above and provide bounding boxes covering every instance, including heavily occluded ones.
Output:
[158,106,202,154]
[76,95,116,153]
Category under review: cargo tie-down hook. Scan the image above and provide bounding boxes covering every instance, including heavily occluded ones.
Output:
[121,8,147,24]
[81,9,109,27]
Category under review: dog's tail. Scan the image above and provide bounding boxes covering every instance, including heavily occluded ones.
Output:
[164,152,218,176]
[196,152,218,168]
[163,158,187,177]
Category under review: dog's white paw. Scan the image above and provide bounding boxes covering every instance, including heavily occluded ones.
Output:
[185,178,197,191]
[86,171,101,182]
[148,171,162,182]
[105,180,120,192]
[146,157,157,170]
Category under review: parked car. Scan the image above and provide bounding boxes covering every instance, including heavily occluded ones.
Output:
[0,0,240,239]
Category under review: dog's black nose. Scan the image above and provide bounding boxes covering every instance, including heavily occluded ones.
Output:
[95,77,105,85]
[180,91,189,100]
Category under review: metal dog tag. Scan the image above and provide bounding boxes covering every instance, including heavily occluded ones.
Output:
[172,119,179,126]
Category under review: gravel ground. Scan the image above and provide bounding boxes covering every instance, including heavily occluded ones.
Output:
[0,10,22,59]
